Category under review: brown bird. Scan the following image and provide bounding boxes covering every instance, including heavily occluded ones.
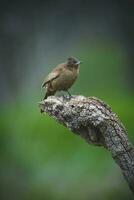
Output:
[42,57,81,99]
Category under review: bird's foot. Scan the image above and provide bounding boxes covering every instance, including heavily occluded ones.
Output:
[63,94,72,100]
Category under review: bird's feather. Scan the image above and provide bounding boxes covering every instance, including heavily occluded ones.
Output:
[42,70,60,87]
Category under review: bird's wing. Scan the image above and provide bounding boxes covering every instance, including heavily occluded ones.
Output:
[42,70,60,87]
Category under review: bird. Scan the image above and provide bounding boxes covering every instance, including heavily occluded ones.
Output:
[42,57,81,99]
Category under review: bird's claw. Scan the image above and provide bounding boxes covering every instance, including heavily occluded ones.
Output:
[63,94,72,100]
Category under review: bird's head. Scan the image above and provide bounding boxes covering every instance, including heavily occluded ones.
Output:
[66,57,81,69]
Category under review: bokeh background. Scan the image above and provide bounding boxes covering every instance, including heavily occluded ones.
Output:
[0,1,134,200]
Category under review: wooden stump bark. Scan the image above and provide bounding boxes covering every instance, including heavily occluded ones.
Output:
[39,95,134,194]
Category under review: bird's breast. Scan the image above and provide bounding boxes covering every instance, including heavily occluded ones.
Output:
[52,68,78,91]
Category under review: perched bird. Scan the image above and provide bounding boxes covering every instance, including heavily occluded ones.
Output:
[42,57,81,99]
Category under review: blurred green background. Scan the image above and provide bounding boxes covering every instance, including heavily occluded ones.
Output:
[0,1,134,200]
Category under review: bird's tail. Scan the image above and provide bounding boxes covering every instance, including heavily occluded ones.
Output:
[43,92,48,100]
[43,91,55,100]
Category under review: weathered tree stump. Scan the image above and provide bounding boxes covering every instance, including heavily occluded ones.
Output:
[39,95,134,194]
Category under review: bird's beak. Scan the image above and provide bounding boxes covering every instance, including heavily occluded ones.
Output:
[75,61,82,65]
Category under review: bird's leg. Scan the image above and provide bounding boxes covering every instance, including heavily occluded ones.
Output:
[67,90,72,98]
